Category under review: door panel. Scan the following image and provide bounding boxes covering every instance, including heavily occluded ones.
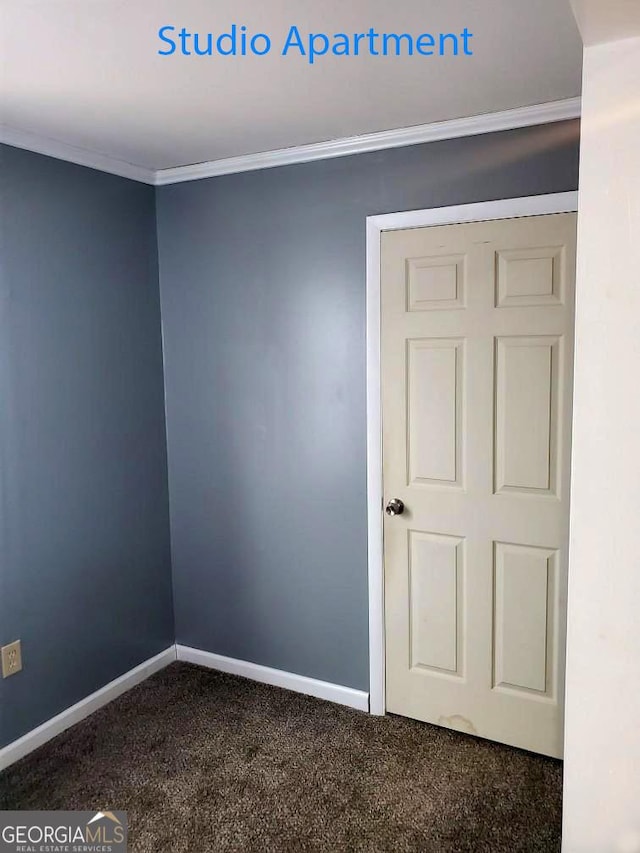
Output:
[495,335,560,495]
[493,541,557,696]
[382,213,576,758]
[409,531,463,675]
[408,339,463,486]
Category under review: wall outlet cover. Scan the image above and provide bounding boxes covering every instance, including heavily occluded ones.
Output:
[1,640,23,678]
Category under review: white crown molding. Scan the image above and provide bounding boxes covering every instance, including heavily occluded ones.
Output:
[155,97,581,186]
[1,97,580,187]
[176,645,369,712]
[0,646,176,771]
[0,125,156,185]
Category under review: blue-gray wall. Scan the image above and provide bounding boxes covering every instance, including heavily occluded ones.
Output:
[0,145,174,748]
[156,120,581,691]
[0,123,581,750]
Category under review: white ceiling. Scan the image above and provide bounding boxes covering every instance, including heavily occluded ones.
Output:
[1,1,583,172]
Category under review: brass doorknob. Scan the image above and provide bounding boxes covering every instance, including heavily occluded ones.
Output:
[385,498,405,517]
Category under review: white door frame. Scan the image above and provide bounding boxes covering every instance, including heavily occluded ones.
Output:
[366,191,579,715]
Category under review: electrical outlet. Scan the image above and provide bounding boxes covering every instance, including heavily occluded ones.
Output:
[1,640,23,678]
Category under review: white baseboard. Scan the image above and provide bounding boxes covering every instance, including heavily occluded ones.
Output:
[0,645,369,772]
[176,645,369,712]
[0,646,176,772]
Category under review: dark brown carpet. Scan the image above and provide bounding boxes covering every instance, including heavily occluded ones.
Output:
[0,662,562,852]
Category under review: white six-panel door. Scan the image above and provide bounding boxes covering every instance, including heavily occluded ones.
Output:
[381,213,577,757]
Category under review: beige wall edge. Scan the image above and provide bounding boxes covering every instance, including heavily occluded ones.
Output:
[570,0,640,46]
[562,22,640,853]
